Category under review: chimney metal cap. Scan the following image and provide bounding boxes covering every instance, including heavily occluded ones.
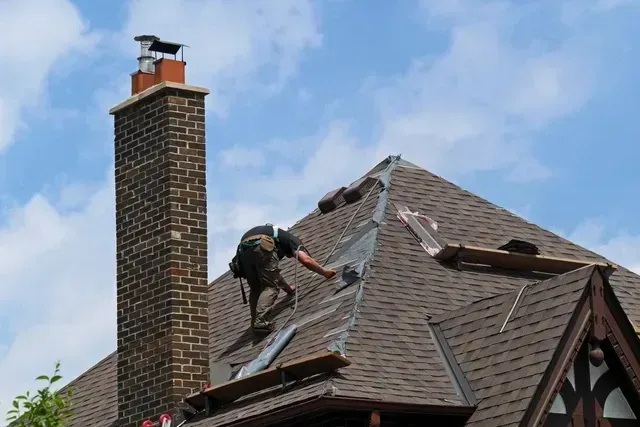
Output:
[134,34,160,43]
[149,39,189,56]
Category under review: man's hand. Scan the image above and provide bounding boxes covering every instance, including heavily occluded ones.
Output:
[295,250,337,280]
[323,269,337,280]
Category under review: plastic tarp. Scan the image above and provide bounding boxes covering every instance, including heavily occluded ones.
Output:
[336,261,366,292]
[233,324,297,379]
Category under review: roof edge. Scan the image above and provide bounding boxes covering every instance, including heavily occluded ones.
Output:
[207,395,474,427]
[60,350,116,393]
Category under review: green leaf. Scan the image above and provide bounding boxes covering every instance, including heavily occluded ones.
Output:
[6,362,73,427]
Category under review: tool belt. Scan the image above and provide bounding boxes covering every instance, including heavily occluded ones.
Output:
[240,234,275,253]
[231,226,280,305]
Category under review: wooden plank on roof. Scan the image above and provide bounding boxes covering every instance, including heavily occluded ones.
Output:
[434,244,617,276]
[184,351,350,410]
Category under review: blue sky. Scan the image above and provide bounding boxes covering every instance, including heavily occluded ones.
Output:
[0,0,639,419]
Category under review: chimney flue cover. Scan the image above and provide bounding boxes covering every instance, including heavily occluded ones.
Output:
[134,34,159,73]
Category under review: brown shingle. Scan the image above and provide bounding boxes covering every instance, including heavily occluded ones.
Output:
[432,265,594,427]
[60,352,118,427]
[62,156,640,426]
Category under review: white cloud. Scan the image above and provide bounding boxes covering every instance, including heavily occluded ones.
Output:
[0,0,98,153]
[1,0,638,422]
[117,0,322,117]
[218,146,266,169]
[0,171,116,420]
[370,0,603,181]
[232,121,376,206]
[566,219,640,274]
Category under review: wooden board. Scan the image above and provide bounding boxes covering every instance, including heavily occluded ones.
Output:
[184,351,351,410]
[434,244,617,276]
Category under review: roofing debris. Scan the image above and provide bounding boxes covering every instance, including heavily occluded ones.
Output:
[395,203,445,256]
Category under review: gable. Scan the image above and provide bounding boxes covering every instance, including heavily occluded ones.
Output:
[432,265,595,427]
[544,338,640,425]
[524,267,640,427]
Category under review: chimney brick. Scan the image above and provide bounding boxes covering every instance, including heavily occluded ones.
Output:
[110,82,210,427]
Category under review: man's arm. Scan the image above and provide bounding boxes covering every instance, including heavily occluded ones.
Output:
[294,250,336,279]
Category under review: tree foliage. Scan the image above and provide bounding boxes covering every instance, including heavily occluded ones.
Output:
[5,361,73,427]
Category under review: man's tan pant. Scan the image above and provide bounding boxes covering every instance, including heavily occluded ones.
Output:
[239,235,283,330]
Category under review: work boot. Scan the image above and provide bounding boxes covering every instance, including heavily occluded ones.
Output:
[253,320,274,335]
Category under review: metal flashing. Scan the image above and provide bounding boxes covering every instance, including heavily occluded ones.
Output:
[428,323,477,406]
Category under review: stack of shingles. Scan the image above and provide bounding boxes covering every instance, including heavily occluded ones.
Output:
[497,239,541,255]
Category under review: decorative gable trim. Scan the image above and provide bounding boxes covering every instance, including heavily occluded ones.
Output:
[523,267,640,427]
[524,289,592,427]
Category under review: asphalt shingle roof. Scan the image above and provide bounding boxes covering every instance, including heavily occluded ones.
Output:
[61,155,640,427]
[431,265,594,427]
[60,352,117,427]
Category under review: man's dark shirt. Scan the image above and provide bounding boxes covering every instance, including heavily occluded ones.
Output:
[241,225,306,260]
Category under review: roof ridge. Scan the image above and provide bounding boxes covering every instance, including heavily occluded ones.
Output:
[325,155,402,357]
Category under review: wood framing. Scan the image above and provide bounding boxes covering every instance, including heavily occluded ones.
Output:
[434,244,617,276]
[184,351,350,411]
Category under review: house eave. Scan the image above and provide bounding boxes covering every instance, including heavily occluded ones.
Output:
[195,395,475,427]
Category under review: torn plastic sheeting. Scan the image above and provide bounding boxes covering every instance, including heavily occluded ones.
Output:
[233,324,297,379]
[336,261,366,292]
[326,220,377,266]
[395,204,445,257]
[327,224,379,269]
[327,280,365,357]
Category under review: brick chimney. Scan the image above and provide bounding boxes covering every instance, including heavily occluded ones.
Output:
[109,35,210,427]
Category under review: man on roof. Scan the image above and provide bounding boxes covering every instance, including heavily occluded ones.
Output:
[231,224,337,334]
